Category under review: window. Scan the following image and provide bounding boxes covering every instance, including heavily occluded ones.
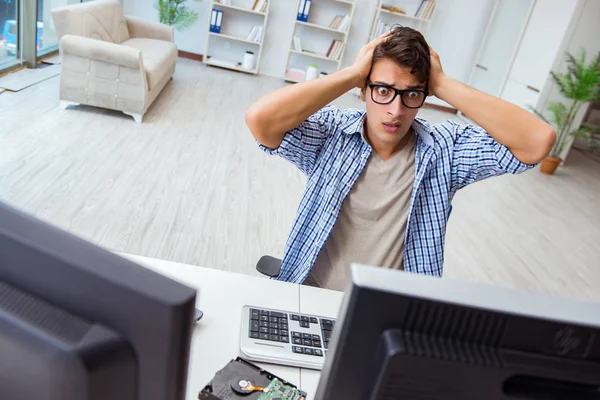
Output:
[0,0,19,67]
[37,0,80,56]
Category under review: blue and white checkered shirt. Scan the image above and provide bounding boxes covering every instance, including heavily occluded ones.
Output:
[260,105,533,283]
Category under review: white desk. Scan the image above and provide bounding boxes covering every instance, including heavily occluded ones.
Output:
[123,254,344,399]
[299,286,344,396]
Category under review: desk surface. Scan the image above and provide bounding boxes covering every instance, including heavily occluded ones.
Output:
[123,253,344,399]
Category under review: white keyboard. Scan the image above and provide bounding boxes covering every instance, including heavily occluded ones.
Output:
[239,305,336,370]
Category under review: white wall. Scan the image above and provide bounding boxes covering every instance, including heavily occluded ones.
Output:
[534,0,600,161]
[123,0,494,102]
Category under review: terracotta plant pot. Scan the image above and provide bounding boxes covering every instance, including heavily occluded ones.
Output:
[540,157,562,175]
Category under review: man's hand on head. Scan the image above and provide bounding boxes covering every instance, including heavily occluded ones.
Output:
[349,31,393,89]
[427,46,448,98]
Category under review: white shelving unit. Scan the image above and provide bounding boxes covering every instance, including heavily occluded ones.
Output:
[283,0,356,83]
[203,0,271,75]
[368,0,436,42]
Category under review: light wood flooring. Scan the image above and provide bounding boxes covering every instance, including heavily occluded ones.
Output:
[1,58,599,302]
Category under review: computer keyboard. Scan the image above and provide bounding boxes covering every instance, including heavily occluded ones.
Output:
[239,305,336,370]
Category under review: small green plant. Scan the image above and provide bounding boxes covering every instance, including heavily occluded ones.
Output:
[157,0,199,31]
[531,49,600,159]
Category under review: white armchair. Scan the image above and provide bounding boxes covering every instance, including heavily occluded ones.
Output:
[51,0,177,123]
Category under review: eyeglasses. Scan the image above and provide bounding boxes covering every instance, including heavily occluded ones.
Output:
[368,83,428,109]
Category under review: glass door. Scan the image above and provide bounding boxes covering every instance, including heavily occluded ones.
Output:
[37,0,81,57]
[1,0,19,67]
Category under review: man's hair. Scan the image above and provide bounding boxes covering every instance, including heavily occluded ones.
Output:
[370,26,431,85]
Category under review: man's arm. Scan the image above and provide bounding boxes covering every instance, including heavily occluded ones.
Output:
[429,48,556,165]
[245,33,391,150]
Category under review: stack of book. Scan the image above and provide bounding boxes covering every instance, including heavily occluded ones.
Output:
[415,0,436,19]
[326,39,344,60]
[247,25,263,42]
[373,20,390,38]
[328,14,350,31]
[251,0,268,12]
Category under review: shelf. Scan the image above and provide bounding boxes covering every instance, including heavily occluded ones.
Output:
[289,49,339,62]
[205,58,258,74]
[295,20,346,34]
[208,32,261,46]
[379,8,431,22]
[213,2,266,16]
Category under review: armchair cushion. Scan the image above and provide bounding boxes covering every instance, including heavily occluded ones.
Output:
[60,35,141,68]
[121,38,177,90]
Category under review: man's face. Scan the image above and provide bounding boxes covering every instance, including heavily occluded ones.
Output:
[361,58,426,149]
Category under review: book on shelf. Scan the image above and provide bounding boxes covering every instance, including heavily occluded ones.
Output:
[326,39,344,60]
[292,35,302,52]
[328,14,350,31]
[374,20,390,38]
[247,25,263,42]
[415,0,436,19]
[297,0,312,22]
[251,0,268,12]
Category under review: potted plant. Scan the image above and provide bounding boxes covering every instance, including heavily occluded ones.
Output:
[531,49,600,175]
[157,0,199,31]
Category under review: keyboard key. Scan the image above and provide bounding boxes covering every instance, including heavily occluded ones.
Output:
[279,323,288,331]
[270,311,287,319]
[269,334,280,342]
[313,340,322,348]
[280,330,289,337]
[250,332,259,339]
[321,318,334,326]
[310,317,318,324]
[302,333,312,340]
[314,349,323,357]
[293,338,303,345]
[280,335,289,343]
[259,310,269,316]
[322,325,332,332]
[301,316,309,322]
[269,322,279,329]
[260,316,269,322]
[270,317,279,323]
[251,309,260,319]
[302,339,312,346]
[259,333,269,340]
[311,334,320,341]
[260,321,269,328]
[260,327,269,334]
[291,314,300,321]
[293,346,304,354]
[270,329,279,336]
[292,332,302,338]
[323,330,332,339]
[304,348,314,355]
[251,321,259,332]
[300,321,310,328]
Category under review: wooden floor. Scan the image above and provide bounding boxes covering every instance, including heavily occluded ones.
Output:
[1,58,599,302]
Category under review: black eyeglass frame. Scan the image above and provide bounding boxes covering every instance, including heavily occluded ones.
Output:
[367,83,429,109]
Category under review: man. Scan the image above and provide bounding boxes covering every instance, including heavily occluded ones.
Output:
[245,27,555,291]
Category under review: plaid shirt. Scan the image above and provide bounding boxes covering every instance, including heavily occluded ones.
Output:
[260,105,533,283]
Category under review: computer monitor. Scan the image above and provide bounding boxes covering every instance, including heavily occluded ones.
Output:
[0,202,197,400]
[316,264,600,400]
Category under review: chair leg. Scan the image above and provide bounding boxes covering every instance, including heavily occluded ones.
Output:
[59,100,79,110]
[123,111,143,124]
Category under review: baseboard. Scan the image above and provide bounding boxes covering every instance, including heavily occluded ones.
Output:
[423,102,457,114]
[178,51,203,62]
